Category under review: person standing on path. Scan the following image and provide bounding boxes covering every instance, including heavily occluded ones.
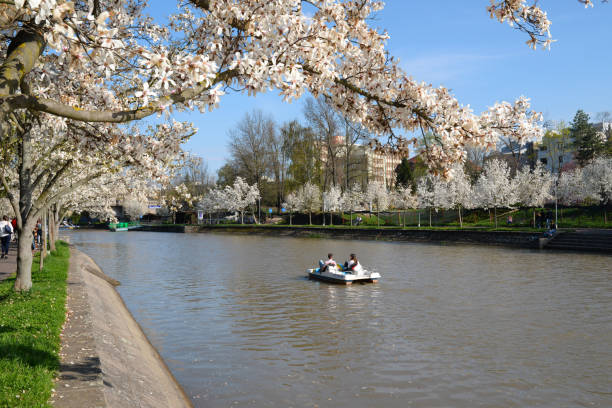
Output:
[10,217,17,242]
[0,216,13,259]
[36,220,42,249]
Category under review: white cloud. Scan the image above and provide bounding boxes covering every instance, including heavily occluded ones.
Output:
[400,53,509,85]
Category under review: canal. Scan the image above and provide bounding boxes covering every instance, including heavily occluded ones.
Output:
[70,230,611,407]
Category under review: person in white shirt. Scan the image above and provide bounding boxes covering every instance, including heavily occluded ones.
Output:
[344,253,363,274]
[0,215,13,259]
[318,253,336,272]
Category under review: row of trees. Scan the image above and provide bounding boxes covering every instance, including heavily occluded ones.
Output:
[199,177,260,224]
[218,99,372,210]
[269,158,611,228]
[0,0,604,295]
[538,110,612,174]
[0,110,192,291]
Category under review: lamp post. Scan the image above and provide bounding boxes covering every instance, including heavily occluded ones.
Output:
[554,175,559,228]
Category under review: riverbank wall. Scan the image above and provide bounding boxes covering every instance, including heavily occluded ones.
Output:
[52,248,193,408]
[183,225,543,248]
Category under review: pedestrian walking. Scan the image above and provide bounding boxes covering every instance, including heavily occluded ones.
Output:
[0,215,13,259]
[36,219,42,248]
[10,217,17,242]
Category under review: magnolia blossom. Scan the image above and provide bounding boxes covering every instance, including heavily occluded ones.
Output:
[282,191,301,225]
[340,183,364,226]
[322,185,342,225]
[365,181,391,227]
[582,157,612,206]
[515,163,553,208]
[5,1,596,176]
[0,106,193,291]
[487,0,599,49]
[297,182,321,225]
[474,159,517,227]
[223,177,260,224]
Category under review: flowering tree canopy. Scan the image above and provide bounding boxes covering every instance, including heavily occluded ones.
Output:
[298,181,321,225]
[582,157,612,207]
[474,159,517,227]
[515,163,553,208]
[1,1,598,174]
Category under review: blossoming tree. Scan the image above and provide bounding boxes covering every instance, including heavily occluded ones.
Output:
[2,0,598,175]
[322,185,342,226]
[446,165,474,228]
[223,176,260,224]
[0,110,192,290]
[365,181,391,228]
[282,191,300,226]
[515,163,553,227]
[298,182,321,226]
[340,183,364,227]
[582,157,612,224]
[474,159,517,228]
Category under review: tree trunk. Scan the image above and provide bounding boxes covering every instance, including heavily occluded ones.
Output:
[458,206,463,228]
[377,209,380,228]
[533,208,536,228]
[309,211,312,225]
[14,226,34,291]
[289,211,292,226]
[241,211,244,224]
[330,211,333,226]
[429,208,432,228]
[39,212,47,272]
[494,206,498,229]
[350,210,353,226]
[48,209,56,251]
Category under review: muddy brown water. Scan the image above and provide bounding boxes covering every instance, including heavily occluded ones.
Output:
[69,230,612,407]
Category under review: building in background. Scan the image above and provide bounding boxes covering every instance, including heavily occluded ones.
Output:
[319,136,406,189]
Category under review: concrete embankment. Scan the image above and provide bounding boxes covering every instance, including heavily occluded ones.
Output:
[186,225,544,248]
[52,248,192,408]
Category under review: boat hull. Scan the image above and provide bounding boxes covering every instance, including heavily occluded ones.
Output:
[307,269,380,285]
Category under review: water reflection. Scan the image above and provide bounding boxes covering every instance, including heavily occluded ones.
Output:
[70,231,612,407]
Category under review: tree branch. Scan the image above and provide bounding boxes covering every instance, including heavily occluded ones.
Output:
[2,68,238,123]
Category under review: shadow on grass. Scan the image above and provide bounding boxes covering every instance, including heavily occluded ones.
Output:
[0,344,58,369]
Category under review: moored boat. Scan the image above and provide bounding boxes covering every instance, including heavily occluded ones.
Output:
[307,265,380,285]
[109,222,129,232]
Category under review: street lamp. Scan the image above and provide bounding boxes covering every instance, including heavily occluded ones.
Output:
[554,175,559,228]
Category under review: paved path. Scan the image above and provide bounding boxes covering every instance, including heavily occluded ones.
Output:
[0,241,17,282]
[52,248,193,407]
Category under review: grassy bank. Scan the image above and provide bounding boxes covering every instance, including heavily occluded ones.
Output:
[0,242,69,408]
[195,223,544,233]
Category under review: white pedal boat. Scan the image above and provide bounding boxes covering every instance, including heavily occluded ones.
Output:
[307,265,381,285]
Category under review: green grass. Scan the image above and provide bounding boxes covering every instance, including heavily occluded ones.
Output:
[198,223,545,233]
[0,242,70,408]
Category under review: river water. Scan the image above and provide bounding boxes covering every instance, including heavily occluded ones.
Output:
[69,230,612,407]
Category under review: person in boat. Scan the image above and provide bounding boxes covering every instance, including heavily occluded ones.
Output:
[318,253,336,272]
[343,253,363,274]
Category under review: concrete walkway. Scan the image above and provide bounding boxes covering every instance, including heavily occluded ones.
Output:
[52,248,193,407]
[0,241,16,282]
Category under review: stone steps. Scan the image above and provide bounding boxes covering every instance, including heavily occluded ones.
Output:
[545,232,612,253]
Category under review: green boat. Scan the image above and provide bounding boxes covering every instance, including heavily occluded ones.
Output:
[109,222,129,232]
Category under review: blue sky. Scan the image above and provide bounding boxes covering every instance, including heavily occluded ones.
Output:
[148,1,612,171]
